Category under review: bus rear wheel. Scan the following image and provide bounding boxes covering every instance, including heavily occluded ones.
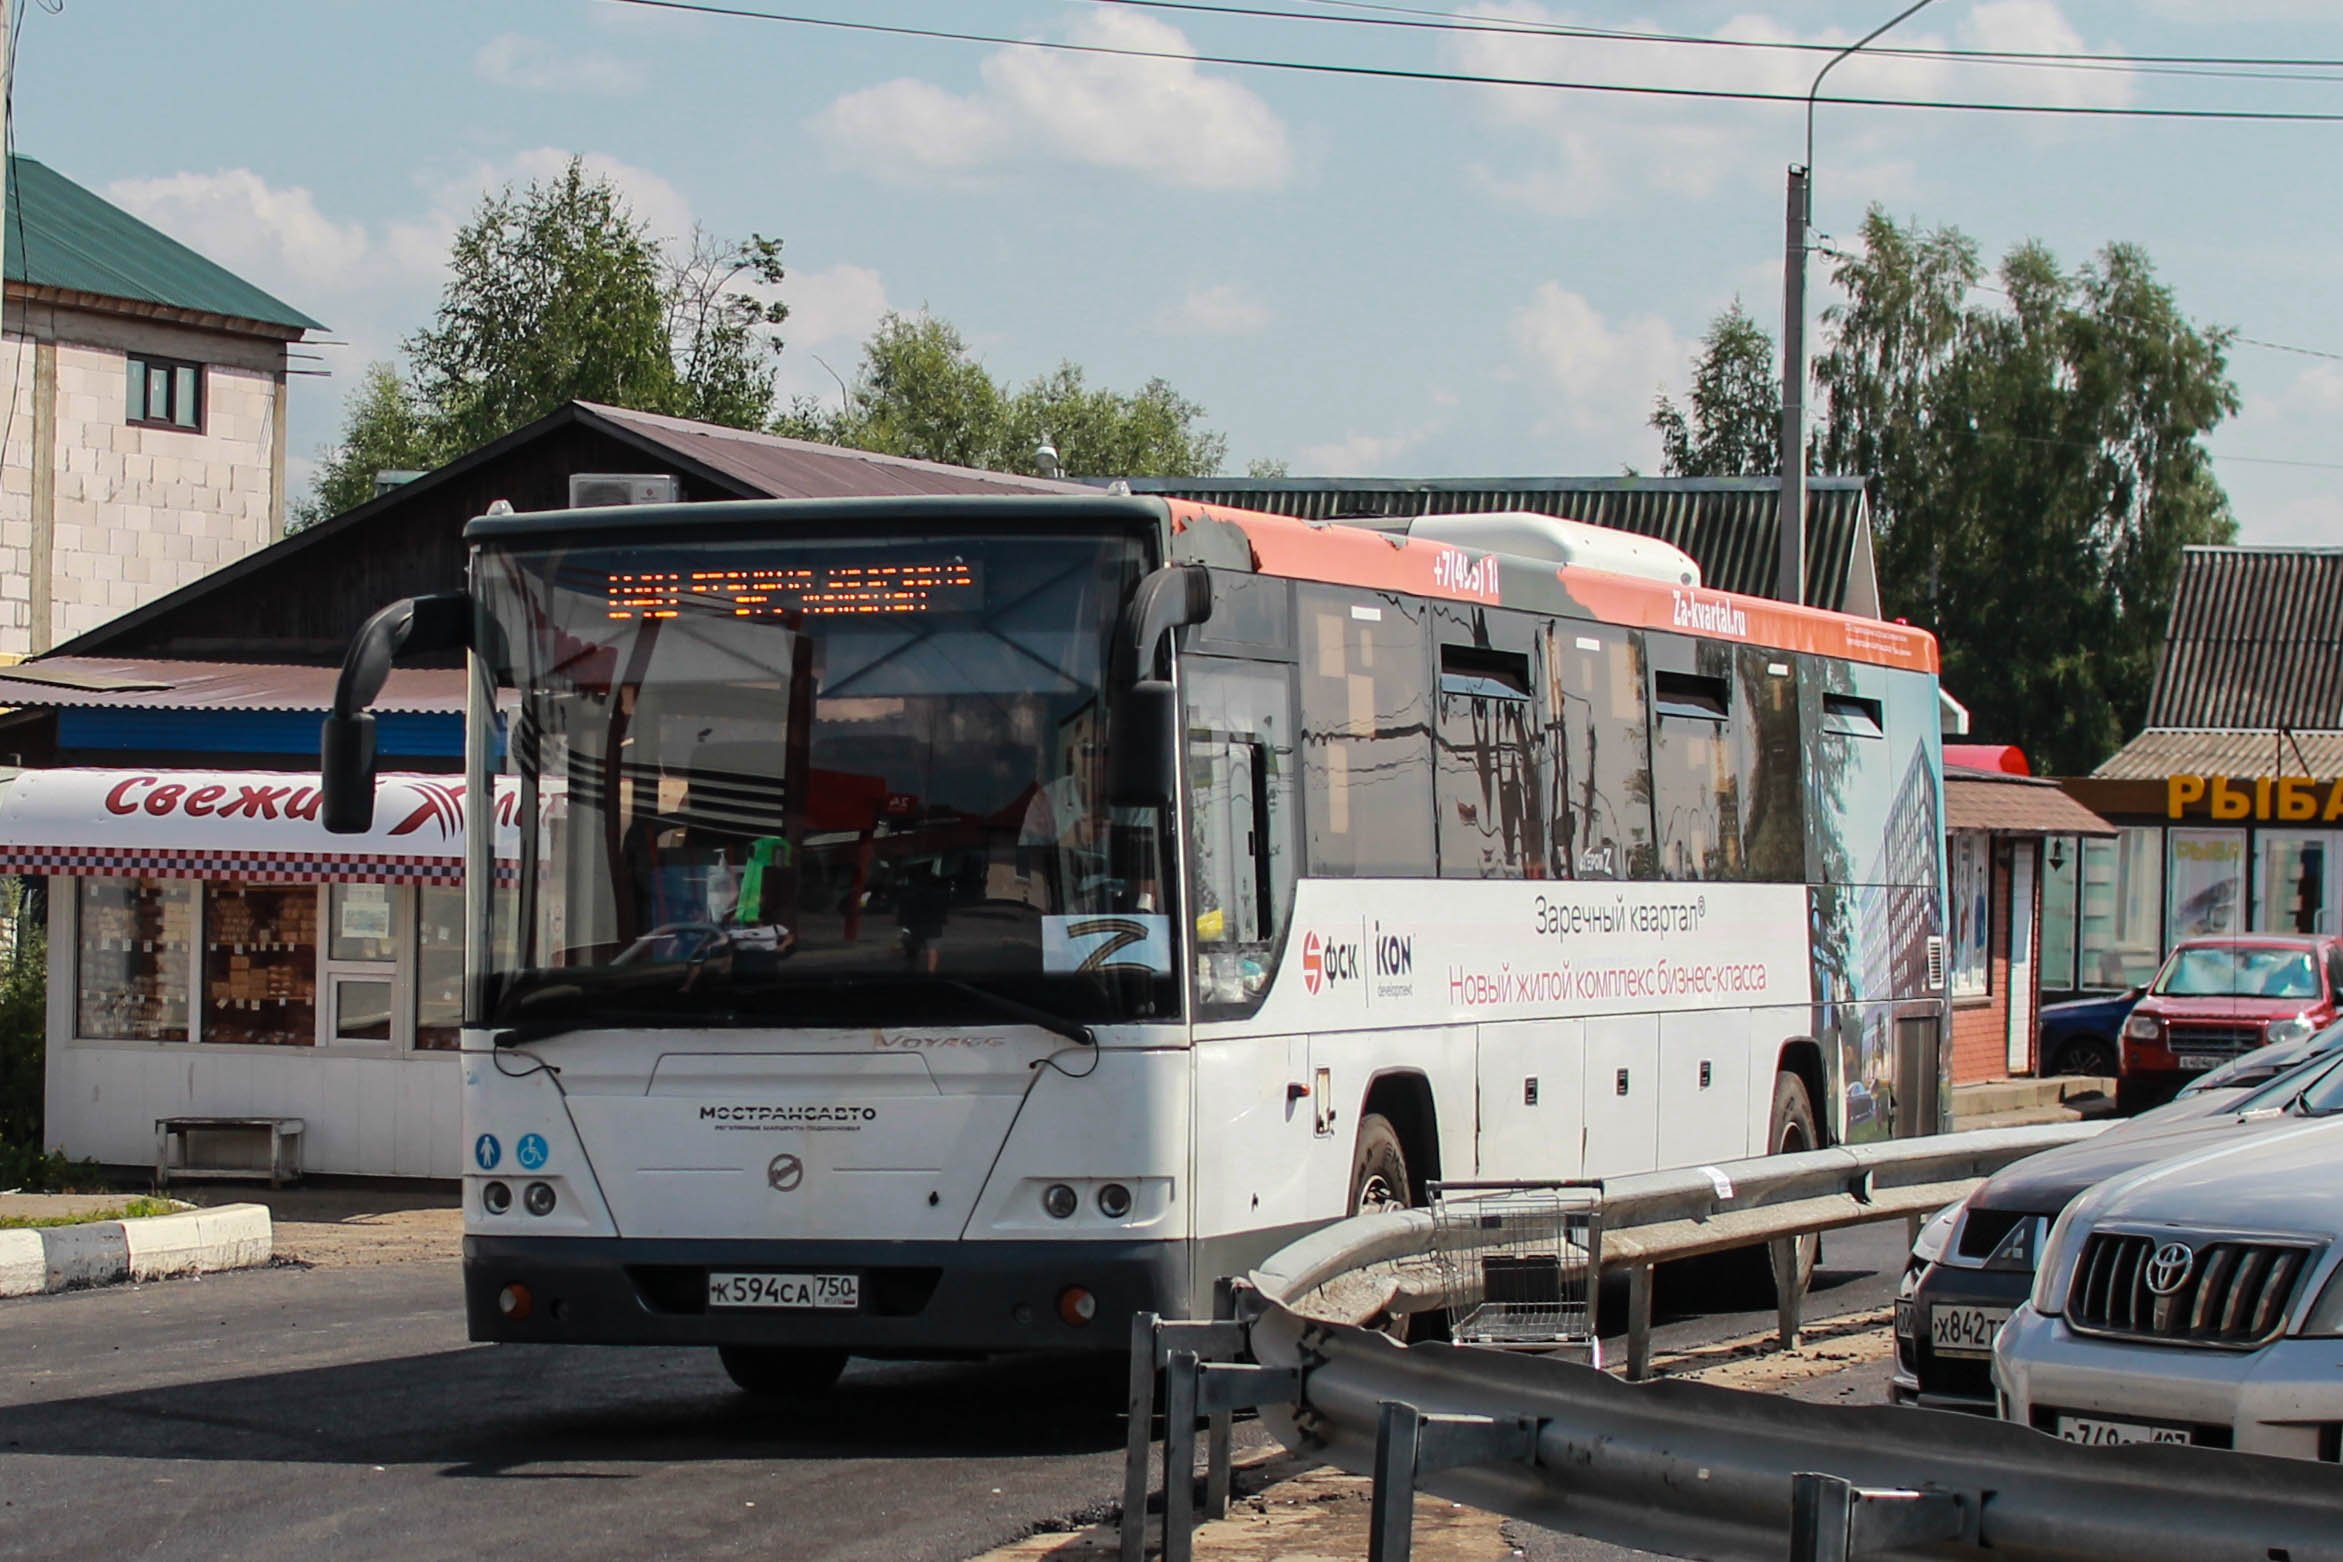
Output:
[717,1345,850,1399]
[1763,1071,1819,1297]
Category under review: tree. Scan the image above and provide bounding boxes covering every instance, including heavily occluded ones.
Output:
[290,362,434,530]
[776,310,1226,479]
[1812,210,2236,773]
[1651,301,1779,476]
[666,228,790,430]
[298,159,790,525]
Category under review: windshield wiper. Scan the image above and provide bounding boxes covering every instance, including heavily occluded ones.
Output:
[932,979,1096,1048]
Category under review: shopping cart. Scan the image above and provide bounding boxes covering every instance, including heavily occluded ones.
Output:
[1427,1179,1602,1362]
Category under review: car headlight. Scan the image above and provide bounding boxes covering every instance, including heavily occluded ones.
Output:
[2123,1012,2163,1042]
[2031,1204,2087,1315]
[2268,1015,2316,1047]
[1911,1199,1964,1267]
[2301,1263,2343,1337]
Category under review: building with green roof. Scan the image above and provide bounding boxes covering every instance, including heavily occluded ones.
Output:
[2,154,320,657]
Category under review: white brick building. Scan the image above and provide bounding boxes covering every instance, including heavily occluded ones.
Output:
[0,155,319,656]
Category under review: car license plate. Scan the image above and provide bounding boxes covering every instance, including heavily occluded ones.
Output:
[2056,1414,2192,1447]
[2175,1054,2223,1072]
[1928,1303,2011,1358]
[707,1271,859,1310]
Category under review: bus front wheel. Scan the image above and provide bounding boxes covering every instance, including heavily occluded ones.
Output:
[1348,1113,1417,1340]
[718,1345,850,1399]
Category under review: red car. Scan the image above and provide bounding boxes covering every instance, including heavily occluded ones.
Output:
[2118,933,2342,1112]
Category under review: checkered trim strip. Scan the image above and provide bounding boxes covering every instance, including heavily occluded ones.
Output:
[0,845,509,885]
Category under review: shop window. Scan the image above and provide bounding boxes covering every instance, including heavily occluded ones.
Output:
[125,352,204,432]
[2256,831,2332,935]
[76,878,194,1041]
[2039,835,2080,993]
[331,977,395,1043]
[1948,831,1991,998]
[202,883,318,1046]
[415,885,464,1051]
[2079,826,2164,989]
[2167,828,2245,941]
[1297,585,1434,877]
[1436,635,1542,879]
[1540,623,1652,880]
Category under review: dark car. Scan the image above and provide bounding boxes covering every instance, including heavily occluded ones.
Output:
[2034,987,2140,1078]
[2116,934,2343,1112]
[1890,1050,2343,1413]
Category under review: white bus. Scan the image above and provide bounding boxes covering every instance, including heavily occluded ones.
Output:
[322,494,1947,1395]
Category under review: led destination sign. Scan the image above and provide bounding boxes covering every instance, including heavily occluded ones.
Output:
[606,560,982,621]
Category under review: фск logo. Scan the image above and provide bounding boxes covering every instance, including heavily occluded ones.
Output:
[1301,929,1359,995]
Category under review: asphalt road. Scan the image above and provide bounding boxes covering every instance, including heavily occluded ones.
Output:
[0,1223,1906,1562]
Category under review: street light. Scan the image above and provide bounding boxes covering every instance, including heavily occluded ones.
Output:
[1777,0,1940,607]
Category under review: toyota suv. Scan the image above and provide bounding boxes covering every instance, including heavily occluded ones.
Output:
[1994,1064,2343,1459]
[2117,935,2343,1112]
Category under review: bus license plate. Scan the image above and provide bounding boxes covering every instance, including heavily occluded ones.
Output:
[1928,1304,2010,1358]
[2055,1414,2192,1447]
[708,1271,859,1310]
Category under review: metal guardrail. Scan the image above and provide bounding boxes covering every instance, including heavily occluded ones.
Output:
[1121,1122,2343,1562]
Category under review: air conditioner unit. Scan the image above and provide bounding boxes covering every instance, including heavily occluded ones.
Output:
[569,473,682,509]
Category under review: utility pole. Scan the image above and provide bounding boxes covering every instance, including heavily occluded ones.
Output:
[1777,164,1808,608]
[1780,0,1938,608]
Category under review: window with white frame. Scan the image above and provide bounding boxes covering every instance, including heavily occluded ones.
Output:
[1948,831,1991,998]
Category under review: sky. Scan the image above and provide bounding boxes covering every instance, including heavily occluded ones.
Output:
[17,0,2343,545]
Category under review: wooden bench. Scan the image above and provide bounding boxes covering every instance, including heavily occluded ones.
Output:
[154,1116,305,1190]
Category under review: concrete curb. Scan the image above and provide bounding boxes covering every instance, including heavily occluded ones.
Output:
[0,1203,272,1299]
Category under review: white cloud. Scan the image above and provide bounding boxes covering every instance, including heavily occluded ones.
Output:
[1453,3,2129,216]
[472,33,645,95]
[104,169,369,300]
[1157,283,1273,336]
[1511,282,1686,454]
[815,12,1292,190]
[771,262,892,407]
[1294,425,1435,474]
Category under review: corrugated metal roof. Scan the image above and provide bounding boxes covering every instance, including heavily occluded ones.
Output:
[584,404,1091,499]
[1111,475,1874,611]
[2092,728,2343,781]
[2146,546,2343,731]
[3,156,322,333]
[0,658,459,713]
[1945,768,2116,835]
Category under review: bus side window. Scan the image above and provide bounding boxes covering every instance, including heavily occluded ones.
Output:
[1185,658,1297,1013]
[1735,645,1806,882]
[1436,622,1542,880]
[1539,623,1654,881]
[1646,632,1736,881]
[1296,586,1436,878]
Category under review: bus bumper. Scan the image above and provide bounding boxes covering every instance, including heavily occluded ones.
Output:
[462,1234,1194,1353]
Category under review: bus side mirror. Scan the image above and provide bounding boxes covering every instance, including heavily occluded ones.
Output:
[322,591,472,834]
[1107,680,1180,807]
[1105,565,1212,809]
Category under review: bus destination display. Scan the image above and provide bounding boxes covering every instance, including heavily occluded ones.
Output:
[606,560,981,620]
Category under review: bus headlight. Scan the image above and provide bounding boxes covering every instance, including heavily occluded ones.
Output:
[524,1181,558,1217]
[1097,1182,1134,1220]
[1042,1183,1079,1220]
[482,1180,513,1215]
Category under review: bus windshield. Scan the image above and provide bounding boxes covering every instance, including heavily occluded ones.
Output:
[474,528,1175,1034]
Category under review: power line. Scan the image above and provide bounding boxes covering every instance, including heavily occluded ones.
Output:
[597,0,2343,123]
[1081,0,2343,85]
[1283,0,2343,71]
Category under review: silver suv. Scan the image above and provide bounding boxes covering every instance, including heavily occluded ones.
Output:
[1994,1077,2343,1460]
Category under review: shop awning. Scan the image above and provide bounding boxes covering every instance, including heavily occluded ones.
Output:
[0,658,464,712]
[1945,766,2116,837]
[0,768,518,884]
